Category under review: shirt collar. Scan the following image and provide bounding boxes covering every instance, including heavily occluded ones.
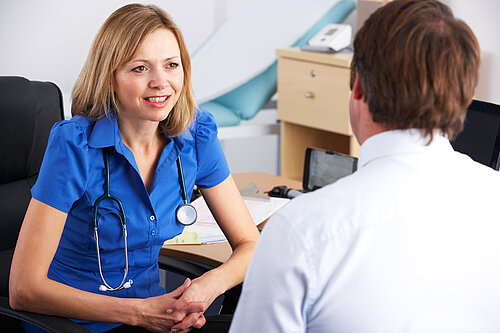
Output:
[358,129,453,169]
[88,113,118,149]
[88,111,192,153]
[172,124,193,152]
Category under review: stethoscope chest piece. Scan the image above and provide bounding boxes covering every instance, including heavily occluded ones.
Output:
[176,203,197,226]
[175,156,197,226]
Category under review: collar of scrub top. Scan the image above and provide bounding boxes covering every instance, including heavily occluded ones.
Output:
[88,110,192,154]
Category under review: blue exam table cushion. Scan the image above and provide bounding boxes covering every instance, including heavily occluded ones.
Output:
[201,102,242,127]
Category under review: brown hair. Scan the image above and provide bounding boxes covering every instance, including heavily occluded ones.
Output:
[71,4,195,136]
[350,0,480,141]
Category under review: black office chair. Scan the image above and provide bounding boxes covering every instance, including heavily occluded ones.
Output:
[0,76,90,332]
[0,76,238,332]
[451,99,500,170]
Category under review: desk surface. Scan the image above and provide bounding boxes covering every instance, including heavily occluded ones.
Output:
[160,172,302,267]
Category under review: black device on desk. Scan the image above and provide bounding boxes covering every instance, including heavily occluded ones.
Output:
[268,147,358,198]
[302,147,358,191]
[451,99,500,170]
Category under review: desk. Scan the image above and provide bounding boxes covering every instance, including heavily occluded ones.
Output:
[160,172,301,267]
[276,48,359,181]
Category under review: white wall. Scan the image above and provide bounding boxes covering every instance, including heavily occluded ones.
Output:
[0,0,243,116]
[353,0,500,105]
[444,0,500,105]
[0,0,265,175]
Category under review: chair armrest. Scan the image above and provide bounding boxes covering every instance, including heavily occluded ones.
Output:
[158,255,209,279]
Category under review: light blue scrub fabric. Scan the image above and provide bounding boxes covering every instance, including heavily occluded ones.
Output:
[28,108,230,332]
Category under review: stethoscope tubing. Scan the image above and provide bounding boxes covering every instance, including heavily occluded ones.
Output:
[93,148,126,229]
[93,149,129,292]
[177,156,188,205]
[92,148,197,292]
[94,223,129,292]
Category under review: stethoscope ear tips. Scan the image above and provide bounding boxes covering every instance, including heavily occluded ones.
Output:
[123,280,133,289]
[99,279,133,292]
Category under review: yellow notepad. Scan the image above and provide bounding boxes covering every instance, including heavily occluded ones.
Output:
[164,231,201,245]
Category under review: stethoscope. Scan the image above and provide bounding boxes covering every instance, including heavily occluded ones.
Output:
[93,148,197,292]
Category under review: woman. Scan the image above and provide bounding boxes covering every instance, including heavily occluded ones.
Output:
[9,4,259,333]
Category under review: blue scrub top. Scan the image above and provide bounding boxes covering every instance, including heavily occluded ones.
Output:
[30,108,230,332]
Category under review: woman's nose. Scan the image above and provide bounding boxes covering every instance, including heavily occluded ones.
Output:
[149,70,169,90]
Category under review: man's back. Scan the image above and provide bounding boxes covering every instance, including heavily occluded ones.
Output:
[230,1,496,331]
[231,130,500,332]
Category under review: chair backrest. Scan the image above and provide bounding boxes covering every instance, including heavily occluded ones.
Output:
[451,99,500,170]
[0,76,64,297]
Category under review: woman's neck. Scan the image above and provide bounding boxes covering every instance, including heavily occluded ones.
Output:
[118,117,163,154]
[117,116,167,192]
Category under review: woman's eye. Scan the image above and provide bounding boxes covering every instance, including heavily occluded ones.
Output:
[167,62,179,69]
[132,65,147,73]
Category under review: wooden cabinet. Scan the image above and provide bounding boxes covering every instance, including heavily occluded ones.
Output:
[277,48,359,181]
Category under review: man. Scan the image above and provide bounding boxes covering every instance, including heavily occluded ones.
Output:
[229,0,500,331]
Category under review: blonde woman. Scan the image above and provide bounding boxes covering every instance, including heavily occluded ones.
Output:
[10,4,259,333]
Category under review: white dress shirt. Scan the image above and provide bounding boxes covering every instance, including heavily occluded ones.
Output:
[230,130,500,333]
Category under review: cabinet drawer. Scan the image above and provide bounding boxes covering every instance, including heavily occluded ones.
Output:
[277,57,352,135]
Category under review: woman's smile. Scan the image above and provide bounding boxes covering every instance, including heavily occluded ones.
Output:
[144,95,170,108]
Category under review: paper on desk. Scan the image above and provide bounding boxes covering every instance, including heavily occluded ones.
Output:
[164,196,289,244]
[164,231,200,245]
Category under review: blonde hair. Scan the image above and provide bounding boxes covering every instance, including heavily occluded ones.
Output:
[71,4,196,136]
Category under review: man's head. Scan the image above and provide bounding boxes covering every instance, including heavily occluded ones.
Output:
[350,0,480,142]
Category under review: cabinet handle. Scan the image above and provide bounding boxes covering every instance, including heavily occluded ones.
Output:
[304,91,315,99]
[311,70,316,77]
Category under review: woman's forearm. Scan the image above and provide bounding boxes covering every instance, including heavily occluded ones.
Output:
[206,239,257,293]
[10,274,143,326]
[9,199,141,325]
[10,272,201,331]
[198,175,261,293]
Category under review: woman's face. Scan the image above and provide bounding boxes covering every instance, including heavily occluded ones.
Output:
[114,28,184,125]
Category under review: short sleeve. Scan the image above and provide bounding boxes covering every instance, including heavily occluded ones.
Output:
[194,109,230,188]
[31,120,89,213]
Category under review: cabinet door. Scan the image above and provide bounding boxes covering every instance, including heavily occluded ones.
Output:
[280,122,358,181]
[277,57,352,136]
